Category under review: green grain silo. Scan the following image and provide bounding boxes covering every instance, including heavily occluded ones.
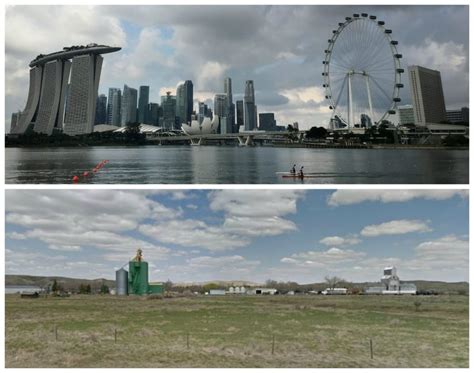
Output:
[128,260,149,295]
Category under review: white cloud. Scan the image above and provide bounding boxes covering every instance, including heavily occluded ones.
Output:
[139,190,304,251]
[5,6,469,130]
[404,38,467,73]
[139,219,248,251]
[328,190,468,206]
[223,216,297,237]
[6,232,27,240]
[281,247,366,269]
[361,220,431,237]
[5,190,179,258]
[196,61,229,89]
[209,189,304,217]
[319,235,361,246]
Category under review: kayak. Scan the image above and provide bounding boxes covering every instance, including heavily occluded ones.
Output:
[276,171,319,175]
[281,174,318,179]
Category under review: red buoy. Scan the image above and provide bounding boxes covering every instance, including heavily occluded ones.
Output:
[83,171,89,177]
[72,176,79,183]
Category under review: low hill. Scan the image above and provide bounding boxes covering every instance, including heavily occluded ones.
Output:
[6,275,468,295]
[6,275,114,291]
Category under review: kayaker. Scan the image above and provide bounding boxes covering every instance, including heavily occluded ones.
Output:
[291,164,296,174]
[299,166,304,179]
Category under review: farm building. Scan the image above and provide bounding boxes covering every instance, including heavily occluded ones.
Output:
[365,266,417,295]
[322,288,348,295]
[247,288,278,295]
[115,249,164,296]
[209,289,226,295]
[227,286,246,294]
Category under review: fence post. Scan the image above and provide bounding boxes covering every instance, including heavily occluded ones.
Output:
[114,328,117,343]
[55,325,58,341]
[369,338,373,359]
[187,332,190,349]
[272,335,275,355]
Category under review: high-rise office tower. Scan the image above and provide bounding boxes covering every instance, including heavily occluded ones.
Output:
[198,102,209,124]
[184,80,193,125]
[138,86,150,123]
[176,83,185,125]
[121,85,138,126]
[236,100,244,130]
[95,94,107,125]
[161,91,177,131]
[243,80,257,131]
[146,102,160,126]
[12,44,120,135]
[176,80,193,126]
[224,77,235,132]
[214,94,227,117]
[214,94,231,134]
[107,88,122,126]
[408,65,447,125]
[258,113,277,131]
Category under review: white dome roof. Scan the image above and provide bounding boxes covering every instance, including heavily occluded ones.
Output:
[182,116,218,135]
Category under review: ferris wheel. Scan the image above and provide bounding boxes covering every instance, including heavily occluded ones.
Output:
[322,13,404,129]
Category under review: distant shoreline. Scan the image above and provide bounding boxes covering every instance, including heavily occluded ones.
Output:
[5,143,469,150]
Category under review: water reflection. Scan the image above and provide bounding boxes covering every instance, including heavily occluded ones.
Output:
[5,146,469,184]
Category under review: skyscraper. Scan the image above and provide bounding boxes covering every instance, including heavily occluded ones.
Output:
[107,88,122,126]
[161,91,177,131]
[138,86,150,123]
[176,80,193,126]
[121,85,138,126]
[198,102,211,124]
[408,65,447,125]
[236,100,244,130]
[11,44,120,135]
[214,94,231,134]
[258,113,277,131]
[146,103,160,126]
[224,77,235,132]
[243,80,257,131]
[95,94,107,125]
[214,94,227,117]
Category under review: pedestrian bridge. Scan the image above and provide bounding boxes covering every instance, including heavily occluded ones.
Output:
[145,130,305,146]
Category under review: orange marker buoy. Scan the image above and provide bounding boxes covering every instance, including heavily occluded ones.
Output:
[72,175,79,183]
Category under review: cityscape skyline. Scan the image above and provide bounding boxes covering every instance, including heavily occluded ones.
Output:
[5,5,469,132]
[5,189,469,283]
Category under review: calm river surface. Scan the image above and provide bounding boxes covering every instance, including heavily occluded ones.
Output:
[5,146,469,184]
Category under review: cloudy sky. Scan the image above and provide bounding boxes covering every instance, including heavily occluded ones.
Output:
[5,189,469,284]
[5,5,469,131]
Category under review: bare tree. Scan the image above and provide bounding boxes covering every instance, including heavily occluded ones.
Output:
[325,276,345,289]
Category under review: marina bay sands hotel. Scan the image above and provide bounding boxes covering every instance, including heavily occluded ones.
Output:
[11,44,121,136]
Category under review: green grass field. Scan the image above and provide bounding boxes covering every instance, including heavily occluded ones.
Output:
[5,294,468,368]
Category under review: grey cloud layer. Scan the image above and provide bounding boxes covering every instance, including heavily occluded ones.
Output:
[5,5,468,130]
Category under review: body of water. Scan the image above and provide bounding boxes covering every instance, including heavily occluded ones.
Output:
[5,286,43,294]
[5,145,469,184]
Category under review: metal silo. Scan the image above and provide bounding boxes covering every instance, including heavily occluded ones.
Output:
[128,260,149,295]
[116,268,128,295]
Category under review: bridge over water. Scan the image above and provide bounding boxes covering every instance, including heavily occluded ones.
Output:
[145,131,306,146]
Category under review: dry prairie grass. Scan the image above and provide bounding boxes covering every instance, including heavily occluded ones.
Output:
[5,294,468,368]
